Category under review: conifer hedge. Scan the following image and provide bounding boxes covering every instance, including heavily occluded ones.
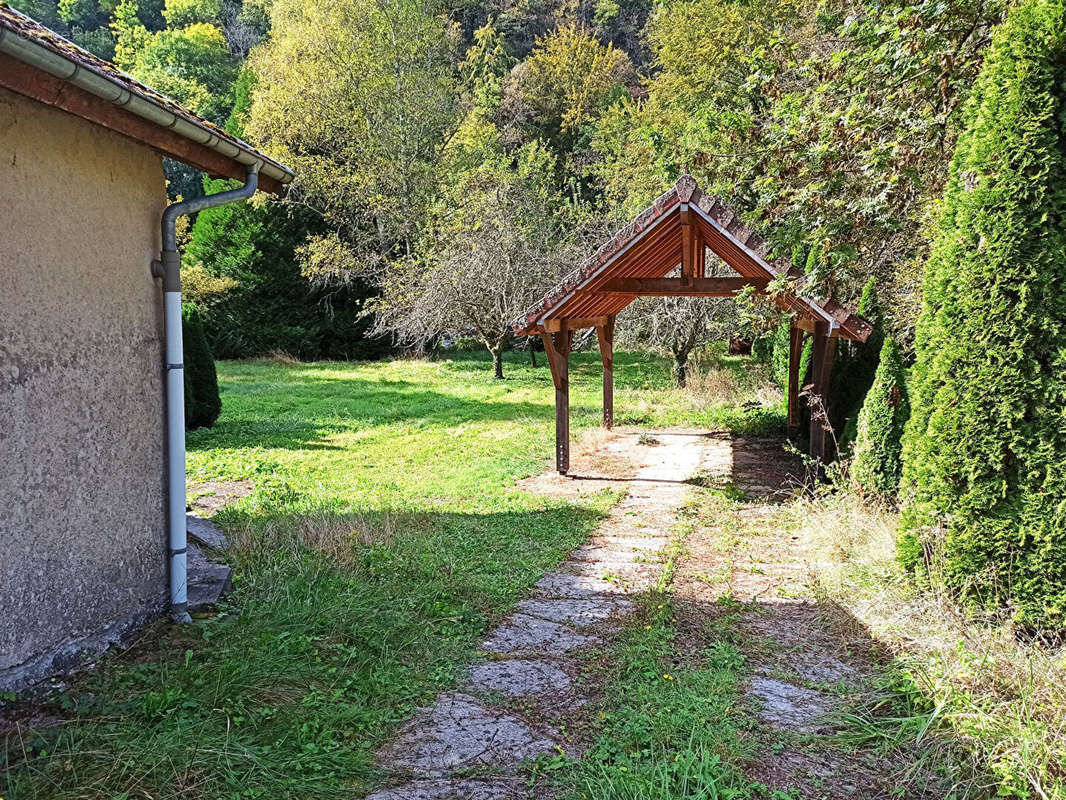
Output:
[851,335,909,499]
[898,0,1066,627]
[182,303,222,430]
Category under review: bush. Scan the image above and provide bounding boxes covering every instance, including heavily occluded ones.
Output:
[851,336,909,499]
[186,193,389,361]
[898,0,1066,628]
[184,69,391,361]
[182,303,221,429]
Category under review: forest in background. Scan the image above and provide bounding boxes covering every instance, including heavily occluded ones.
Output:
[11,0,1006,362]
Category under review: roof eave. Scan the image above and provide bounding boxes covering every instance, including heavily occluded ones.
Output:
[0,10,293,192]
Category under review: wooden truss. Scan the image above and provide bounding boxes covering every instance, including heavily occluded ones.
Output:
[516,176,871,474]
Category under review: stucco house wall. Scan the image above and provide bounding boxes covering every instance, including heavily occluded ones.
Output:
[0,86,170,689]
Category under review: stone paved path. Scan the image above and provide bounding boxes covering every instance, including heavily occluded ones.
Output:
[368,431,706,800]
[673,436,945,798]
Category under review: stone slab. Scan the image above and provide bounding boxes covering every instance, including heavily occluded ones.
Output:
[535,571,629,599]
[517,598,633,628]
[366,778,521,800]
[481,614,597,655]
[467,660,571,696]
[748,677,833,732]
[186,542,232,612]
[379,693,555,776]
[569,545,644,565]
[186,512,227,548]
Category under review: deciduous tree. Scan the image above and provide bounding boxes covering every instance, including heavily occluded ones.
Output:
[247,0,461,276]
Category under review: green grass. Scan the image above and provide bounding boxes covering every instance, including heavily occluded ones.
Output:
[1,349,783,800]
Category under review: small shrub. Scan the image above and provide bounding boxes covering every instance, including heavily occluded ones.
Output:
[769,316,810,393]
[851,335,909,500]
[182,302,221,430]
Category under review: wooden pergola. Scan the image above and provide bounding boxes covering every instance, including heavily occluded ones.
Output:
[513,175,873,474]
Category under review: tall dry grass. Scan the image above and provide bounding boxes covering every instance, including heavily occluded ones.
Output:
[785,491,1066,799]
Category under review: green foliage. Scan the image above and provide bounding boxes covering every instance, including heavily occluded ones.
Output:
[831,276,884,439]
[181,303,221,429]
[508,23,634,153]
[186,184,390,360]
[851,336,909,499]
[110,0,153,68]
[161,0,219,27]
[58,0,97,26]
[131,22,236,122]
[185,71,390,361]
[592,0,1007,328]
[899,0,1066,628]
[247,0,460,271]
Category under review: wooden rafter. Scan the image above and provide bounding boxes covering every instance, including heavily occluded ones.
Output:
[599,277,769,296]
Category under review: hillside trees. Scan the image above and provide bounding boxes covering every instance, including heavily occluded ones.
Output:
[499,22,633,171]
[371,127,587,378]
[898,0,1066,627]
[184,70,388,359]
[592,0,1008,329]
[247,0,461,279]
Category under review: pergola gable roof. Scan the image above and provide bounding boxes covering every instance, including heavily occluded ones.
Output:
[514,175,872,342]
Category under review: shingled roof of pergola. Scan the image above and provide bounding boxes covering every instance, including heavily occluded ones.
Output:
[513,175,872,342]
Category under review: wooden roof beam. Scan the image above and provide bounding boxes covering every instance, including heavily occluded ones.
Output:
[541,316,612,333]
[599,277,769,296]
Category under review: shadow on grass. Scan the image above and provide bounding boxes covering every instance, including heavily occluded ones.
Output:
[0,501,609,800]
[195,351,780,453]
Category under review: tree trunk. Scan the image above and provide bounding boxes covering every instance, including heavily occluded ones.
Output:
[491,346,505,379]
[529,340,537,367]
[674,350,688,387]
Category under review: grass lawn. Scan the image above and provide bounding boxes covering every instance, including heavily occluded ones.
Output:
[1,348,782,800]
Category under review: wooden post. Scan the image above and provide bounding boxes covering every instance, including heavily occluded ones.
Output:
[808,321,837,464]
[541,323,572,474]
[787,319,804,437]
[680,203,694,286]
[596,316,615,429]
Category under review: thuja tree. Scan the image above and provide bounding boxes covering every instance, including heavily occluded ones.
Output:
[898,0,1066,628]
[851,335,909,500]
[769,316,810,393]
[181,303,221,429]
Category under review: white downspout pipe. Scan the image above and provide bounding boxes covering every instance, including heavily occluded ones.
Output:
[154,164,260,622]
